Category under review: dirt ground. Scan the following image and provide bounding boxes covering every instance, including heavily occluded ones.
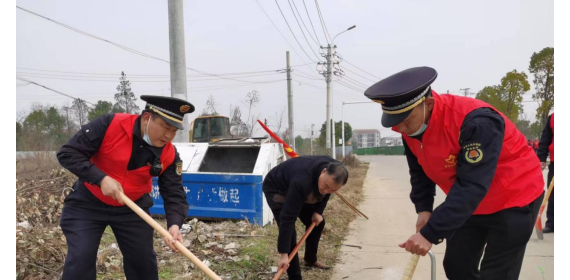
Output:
[16,155,369,280]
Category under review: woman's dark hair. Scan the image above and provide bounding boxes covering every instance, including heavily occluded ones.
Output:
[326,161,349,185]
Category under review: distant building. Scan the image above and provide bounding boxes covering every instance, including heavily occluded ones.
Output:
[353,129,381,148]
[380,136,403,147]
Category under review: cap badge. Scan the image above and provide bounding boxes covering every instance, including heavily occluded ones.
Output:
[180,105,191,113]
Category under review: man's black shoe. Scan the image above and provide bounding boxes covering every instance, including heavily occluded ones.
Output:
[543,227,554,233]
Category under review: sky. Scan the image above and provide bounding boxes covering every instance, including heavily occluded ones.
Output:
[16,0,554,140]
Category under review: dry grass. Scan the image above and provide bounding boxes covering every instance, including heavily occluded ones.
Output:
[15,155,370,280]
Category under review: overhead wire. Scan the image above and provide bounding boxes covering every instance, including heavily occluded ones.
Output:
[314,0,332,43]
[16,6,283,84]
[289,0,320,48]
[301,0,323,47]
[273,0,319,63]
[16,77,97,106]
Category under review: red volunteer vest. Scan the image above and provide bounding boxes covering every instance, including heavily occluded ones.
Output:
[549,113,554,162]
[84,114,176,206]
[397,92,544,215]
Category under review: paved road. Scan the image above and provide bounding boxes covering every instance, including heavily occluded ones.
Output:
[331,155,554,280]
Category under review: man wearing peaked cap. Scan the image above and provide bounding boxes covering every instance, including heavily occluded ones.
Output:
[57,95,195,280]
[365,67,545,280]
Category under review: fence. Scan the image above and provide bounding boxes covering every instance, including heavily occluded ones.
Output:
[353,146,405,155]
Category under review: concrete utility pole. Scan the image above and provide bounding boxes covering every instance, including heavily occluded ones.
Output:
[311,124,314,155]
[168,0,189,142]
[460,88,471,97]
[286,51,295,150]
[324,44,334,156]
[319,25,356,159]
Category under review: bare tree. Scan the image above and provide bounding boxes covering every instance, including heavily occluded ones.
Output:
[243,90,260,137]
[61,104,73,137]
[201,95,219,116]
[16,110,27,124]
[270,107,287,135]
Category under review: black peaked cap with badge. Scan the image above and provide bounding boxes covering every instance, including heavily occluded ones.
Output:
[140,95,195,130]
[364,67,438,128]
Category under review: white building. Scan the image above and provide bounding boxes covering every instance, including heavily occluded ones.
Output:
[353,129,381,148]
[380,136,403,147]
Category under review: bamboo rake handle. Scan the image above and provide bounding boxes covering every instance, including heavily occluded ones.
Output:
[401,254,420,280]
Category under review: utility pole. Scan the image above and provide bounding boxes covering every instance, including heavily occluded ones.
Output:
[318,25,356,159]
[62,106,71,138]
[311,124,314,155]
[319,44,335,158]
[460,88,471,97]
[168,0,189,142]
[286,51,295,150]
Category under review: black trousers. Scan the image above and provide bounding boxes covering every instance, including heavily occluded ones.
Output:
[546,161,554,228]
[443,193,544,280]
[60,184,158,280]
[264,191,325,280]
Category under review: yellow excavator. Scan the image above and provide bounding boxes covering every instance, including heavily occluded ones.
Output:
[189,115,233,143]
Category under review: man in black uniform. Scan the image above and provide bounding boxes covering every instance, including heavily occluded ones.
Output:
[537,112,554,233]
[263,156,349,280]
[57,96,195,280]
[364,67,544,280]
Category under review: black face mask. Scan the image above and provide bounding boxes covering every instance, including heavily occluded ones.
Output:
[150,158,163,177]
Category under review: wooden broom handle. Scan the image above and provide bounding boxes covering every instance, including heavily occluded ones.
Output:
[272,221,318,280]
[119,192,222,280]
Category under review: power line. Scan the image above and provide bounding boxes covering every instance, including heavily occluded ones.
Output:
[16,71,283,83]
[301,0,323,46]
[314,0,332,43]
[341,66,378,83]
[292,72,322,81]
[342,59,381,80]
[293,68,322,79]
[336,79,365,93]
[252,0,313,69]
[293,75,367,101]
[16,6,278,84]
[289,0,319,47]
[273,0,318,63]
[340,75,369,89]
[16,77,97,106]
[17,66,285,78]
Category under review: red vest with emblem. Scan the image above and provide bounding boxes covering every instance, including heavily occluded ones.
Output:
[84,114,176,206]
[398,92,544,215]
[549,113,554,162]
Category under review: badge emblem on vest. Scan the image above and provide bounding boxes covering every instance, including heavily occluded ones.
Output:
[445,155,457,168]
[176,162,183,175]
[464,143,483,164]
[180,105,191,113]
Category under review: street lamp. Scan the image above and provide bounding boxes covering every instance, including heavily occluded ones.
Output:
[327,25,356,159]
[341,100,375,158]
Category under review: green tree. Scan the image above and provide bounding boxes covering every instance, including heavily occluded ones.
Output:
[295,135,304,150]
[529,121,543,139]
[529,47,554,127]
[23,109,47,135]
[88,100,114,121]
[20,105,67,150]
[475,70,529,123]
[499,69,529,121]
[114,72,140,114]
[71,98,90,126]
[317,121,353,148]
[16,122,22,150]
[515,119,531,139]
